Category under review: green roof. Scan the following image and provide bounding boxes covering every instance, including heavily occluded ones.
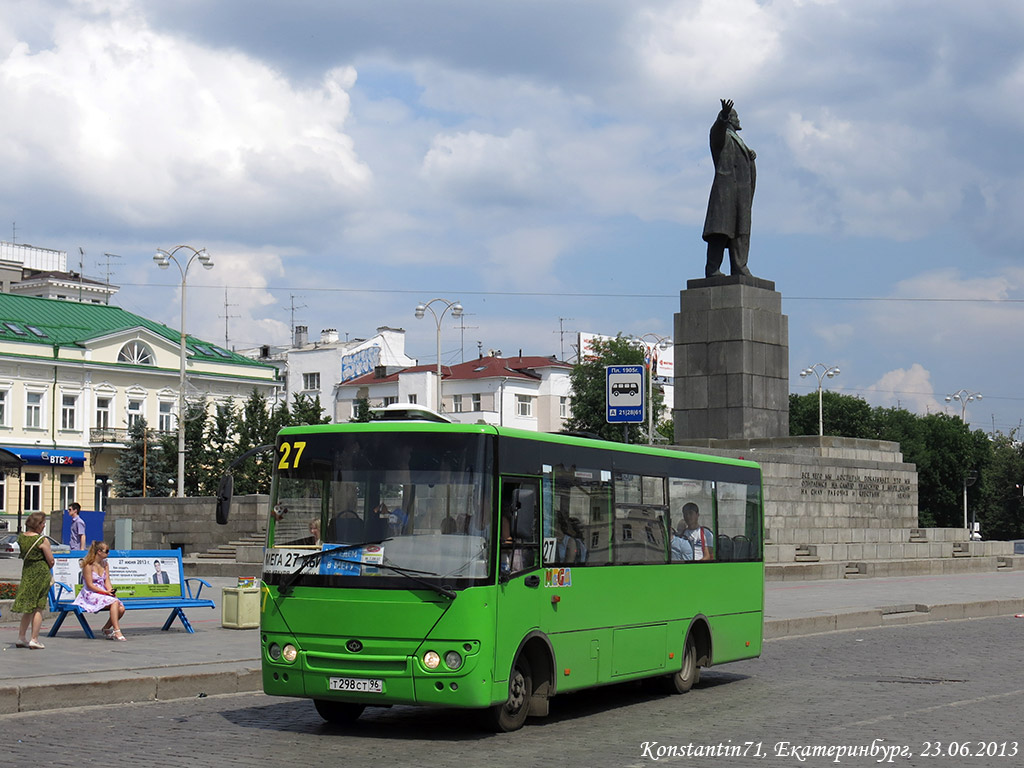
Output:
[0,292,270,369]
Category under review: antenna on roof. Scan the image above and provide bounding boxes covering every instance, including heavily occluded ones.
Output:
[101,253,122,288]
[78,247,85,302]
[288,293,307,344]
[554,317,576,361]
[220,288,240,349]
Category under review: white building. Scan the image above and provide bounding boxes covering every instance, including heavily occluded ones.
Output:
[336,353,573,432]
[0,292,279,526]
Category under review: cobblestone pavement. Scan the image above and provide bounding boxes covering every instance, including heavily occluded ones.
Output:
[3,616,1022,768]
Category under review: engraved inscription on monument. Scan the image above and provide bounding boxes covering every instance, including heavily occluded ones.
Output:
[800,471,912,500]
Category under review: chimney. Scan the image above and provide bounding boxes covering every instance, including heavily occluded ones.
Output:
[294,325,308,348]
[321,328,339,344]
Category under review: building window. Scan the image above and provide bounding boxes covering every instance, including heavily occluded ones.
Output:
[118,340,154,365]
[127,399,144,428]
[0,475,5,511]
[24,472,41,512]
[96,397,112,430]
[60,474,76,510]
[453,395,463,413]
[159,401,174,432]
[0,389,6,426]
[516,394,534,417]
[61,394,77,430]
[560,396,570,419]
[303,372,320,391]
[382,396,398,407]
[471,393,482,412]
[408,394,417,404]
[25,391,43,428]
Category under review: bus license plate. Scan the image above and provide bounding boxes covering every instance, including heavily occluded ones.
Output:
[330,677,383,693]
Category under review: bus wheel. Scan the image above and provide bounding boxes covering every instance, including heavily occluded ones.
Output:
[313,699,365,724]
[484,657,533,732]
[665,635,699,694]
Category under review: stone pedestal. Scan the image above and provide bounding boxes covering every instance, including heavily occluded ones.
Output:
[673,275,788,441]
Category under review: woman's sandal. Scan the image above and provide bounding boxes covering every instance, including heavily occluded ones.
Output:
[102,627,115,638]
[28,639,45,650]
[110,630,127,642]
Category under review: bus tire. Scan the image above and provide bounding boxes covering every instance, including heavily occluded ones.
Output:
[665,634,699,694]
[484,657,533,732]
[313,699,365,724]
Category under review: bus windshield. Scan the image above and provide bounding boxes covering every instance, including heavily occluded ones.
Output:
[266,430,493,590]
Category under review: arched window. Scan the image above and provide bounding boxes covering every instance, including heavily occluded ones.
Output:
[118,340,155,365]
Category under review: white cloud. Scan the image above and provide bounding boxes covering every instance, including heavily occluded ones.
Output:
[0,4,370,233]
[862,363,941,415]
[421,129,545,206]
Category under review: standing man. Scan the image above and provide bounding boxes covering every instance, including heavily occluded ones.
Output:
[68,502,86,550]
[702,98,757,278]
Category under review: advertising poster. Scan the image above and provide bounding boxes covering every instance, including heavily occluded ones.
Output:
[53,551,183,598]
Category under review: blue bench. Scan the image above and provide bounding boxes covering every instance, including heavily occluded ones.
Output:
[48,549,216,638]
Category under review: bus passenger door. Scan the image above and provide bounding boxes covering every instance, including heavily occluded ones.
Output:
[494,476,542,681]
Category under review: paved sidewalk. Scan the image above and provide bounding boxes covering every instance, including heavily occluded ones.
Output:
[2,564,1023,715]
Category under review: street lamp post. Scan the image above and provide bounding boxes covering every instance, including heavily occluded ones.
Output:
[945,388,982,425]
[153,245,214,498]
[638,333,671,445]
[945,389,982,533]
[414,298,463,414]
[800,363,840,436]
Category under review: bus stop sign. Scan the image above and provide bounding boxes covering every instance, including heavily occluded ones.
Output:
[606,365,644,423]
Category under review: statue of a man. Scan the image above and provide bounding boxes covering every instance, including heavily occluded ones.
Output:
[702,99,756,278]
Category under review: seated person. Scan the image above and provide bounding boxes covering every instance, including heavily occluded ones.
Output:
[670,524,694,561]
[679,502,714,561]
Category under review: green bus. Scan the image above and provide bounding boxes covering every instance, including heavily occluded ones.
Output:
[244,419,763,731]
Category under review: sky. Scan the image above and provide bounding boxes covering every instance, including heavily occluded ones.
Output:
[2,0,1024,433]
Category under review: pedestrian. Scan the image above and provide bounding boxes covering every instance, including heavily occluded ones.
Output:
[68,501,86,550]
[13,511,55,649]
[73,541,127,641]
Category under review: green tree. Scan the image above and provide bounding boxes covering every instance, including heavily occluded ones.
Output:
[789,391,875,438]
[352,396,372,422]
[233,389,279,495]
[199,402,238,495]
[974,431,1024,540]
[113,418,174,498]
[563,335,663,443]
[288,392,332,426]
[155,401,210,497]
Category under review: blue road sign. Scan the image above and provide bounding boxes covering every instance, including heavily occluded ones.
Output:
[606,365,644,423]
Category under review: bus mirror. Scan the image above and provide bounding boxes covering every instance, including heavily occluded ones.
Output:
[215,473,234,525]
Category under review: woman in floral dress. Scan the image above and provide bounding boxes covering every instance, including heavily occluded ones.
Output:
[73,541,127,640]
[13,511,55,649]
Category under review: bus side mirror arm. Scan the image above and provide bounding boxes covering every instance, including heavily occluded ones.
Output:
[215,443,275,525]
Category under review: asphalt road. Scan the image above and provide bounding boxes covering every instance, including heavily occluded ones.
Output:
[4,616,1022,768]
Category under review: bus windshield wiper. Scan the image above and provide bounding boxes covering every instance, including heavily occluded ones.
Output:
[370,560,457,600]
[280,538,392,590]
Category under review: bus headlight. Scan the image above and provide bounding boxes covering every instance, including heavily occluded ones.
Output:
[423,650,441,669]
[268,643,282,661]
[444,651,463,670]
[282,644,298,663]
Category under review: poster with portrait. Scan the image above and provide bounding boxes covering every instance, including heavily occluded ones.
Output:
[53,550,183,598]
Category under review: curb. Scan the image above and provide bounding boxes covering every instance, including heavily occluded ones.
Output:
[765,597,1024,639]
[0,662,263,715]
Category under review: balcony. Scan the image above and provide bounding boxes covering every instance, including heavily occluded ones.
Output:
[90,428,130,444]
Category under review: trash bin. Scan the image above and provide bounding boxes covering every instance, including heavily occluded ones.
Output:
[221,586,260,629]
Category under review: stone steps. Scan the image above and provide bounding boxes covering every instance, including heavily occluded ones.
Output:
[767,554,1024,582]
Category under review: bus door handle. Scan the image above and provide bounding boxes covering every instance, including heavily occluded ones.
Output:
[524,575,541,588]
